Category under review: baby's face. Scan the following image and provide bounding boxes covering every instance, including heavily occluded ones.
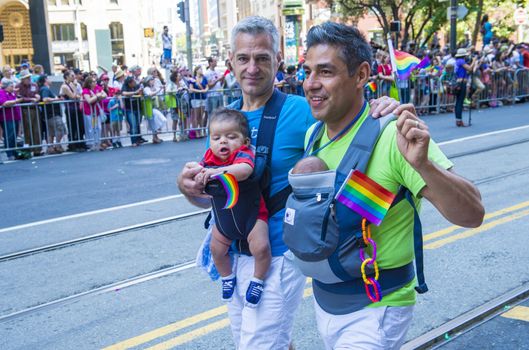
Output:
[209,121,246,161]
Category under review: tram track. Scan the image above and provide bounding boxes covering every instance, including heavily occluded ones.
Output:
[1,133,528,325]
[402,283,529,349]
[0,209,208,263]
[2,169,529,325]
[1,136,528,265]
[0,260,197,324]
[446,137,529,159]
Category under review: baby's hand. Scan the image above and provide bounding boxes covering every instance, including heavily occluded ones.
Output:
[193,168,206,185]
[201,168,222,186]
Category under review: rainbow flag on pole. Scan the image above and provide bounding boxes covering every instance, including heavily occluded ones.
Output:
[366,81,377,93]
[212,173,239,209]
[335,170,396,226]
[394,50,431,80]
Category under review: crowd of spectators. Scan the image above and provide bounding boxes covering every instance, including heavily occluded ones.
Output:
[2,28,529,160]
[365,36,529,115]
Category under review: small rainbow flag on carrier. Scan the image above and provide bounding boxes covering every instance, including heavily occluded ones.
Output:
[335,170,396,226]
[212,173,240,209]
[366,81,377,93]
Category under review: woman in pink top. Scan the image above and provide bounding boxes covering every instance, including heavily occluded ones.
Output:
[377,53,393,97]
[0,80,23,159]
[82,77,107,151]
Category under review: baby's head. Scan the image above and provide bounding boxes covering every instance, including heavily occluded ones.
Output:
[292,156,329,174]
[208,108,250,160]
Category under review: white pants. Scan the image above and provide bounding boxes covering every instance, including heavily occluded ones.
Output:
[227,254,306,350]
[315,300,414,350]
[83,114,101,147]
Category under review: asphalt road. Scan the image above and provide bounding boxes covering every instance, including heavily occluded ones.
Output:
[1,103,529,349]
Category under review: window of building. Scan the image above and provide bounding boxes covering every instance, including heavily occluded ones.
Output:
[109,22,125,64]
[81,23,87,40]
[54,53,75,68]
[110,0,118,4]
[60,0,70,5]
[48,0,57,6]
[51,23,76,41]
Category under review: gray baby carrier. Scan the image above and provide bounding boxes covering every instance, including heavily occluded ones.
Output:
[283,114,428,310]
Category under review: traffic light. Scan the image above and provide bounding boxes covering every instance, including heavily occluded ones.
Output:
[177,1,185,23]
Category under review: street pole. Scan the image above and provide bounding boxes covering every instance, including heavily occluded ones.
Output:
[185,0,193,70]
[450,0,457,55]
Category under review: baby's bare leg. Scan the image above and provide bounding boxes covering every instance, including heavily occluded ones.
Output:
[247,220,271,281]
[210,225,233,277]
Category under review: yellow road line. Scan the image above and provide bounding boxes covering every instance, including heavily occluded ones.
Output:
[145,288,316,350]
[101,305,227,350]
[425,208,529,249]
[423,200,529,242]
[104,201,529,349]
[146,318,231,350]
[501,305,529,322]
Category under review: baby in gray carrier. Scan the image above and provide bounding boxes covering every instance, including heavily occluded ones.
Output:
[292,156,329,175]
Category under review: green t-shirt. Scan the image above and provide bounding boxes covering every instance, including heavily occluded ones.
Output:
[304,105,453,307]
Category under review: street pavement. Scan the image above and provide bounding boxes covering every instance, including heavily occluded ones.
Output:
[1,103,529,349]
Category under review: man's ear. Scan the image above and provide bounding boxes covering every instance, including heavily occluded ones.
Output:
[245,137,251,145]
[356,61,371,89]
[276,52,283,66]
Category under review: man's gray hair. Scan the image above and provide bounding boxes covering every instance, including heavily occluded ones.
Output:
[1,80,14,89]
[231,16,279,54]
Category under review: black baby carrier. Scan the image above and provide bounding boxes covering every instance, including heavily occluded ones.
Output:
[205,90,292,252]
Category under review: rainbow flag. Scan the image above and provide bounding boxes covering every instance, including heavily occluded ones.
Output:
[213,173,239,209]
[366,81,377,93]
[394,50,434,80]
[335,170,396,226]
[418,56,432,70]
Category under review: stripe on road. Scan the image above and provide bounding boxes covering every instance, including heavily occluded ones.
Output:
[424,208,529,249]
[0,195,183,233]
[502,305,529,322]
[101,305,227,350]
[103,200,529,349]
[437,125,529,146]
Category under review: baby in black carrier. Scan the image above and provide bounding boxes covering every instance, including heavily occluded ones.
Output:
[194,108,271,307]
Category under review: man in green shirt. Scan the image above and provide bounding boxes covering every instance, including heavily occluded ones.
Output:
[301,22,485,349]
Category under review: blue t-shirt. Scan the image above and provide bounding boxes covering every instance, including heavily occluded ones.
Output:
[484,22,493,40]
[190,77,208,100]
[108,98,122,122]
[456,58,468,79]
[226,94,315,256]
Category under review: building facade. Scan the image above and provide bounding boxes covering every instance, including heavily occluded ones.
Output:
[0,0,187,73]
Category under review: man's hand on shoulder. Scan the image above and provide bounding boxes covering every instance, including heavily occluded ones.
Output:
[369,97,417,119]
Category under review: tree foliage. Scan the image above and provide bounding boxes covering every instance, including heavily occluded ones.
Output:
[329,0,528,50]
[331,0,450,49]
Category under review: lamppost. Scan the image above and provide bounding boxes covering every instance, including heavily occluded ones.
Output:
[450,0,457,54]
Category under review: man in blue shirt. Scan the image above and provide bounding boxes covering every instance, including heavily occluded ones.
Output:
[177,16,410,349]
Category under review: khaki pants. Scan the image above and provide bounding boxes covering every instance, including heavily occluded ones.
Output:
[22,106,42,153]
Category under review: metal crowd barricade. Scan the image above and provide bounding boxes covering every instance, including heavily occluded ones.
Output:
[4,74,529,159]
[515,68,529,100]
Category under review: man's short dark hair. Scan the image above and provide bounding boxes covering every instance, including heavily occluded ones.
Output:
[207,56,216,64]
[306,22,372,76]
[209,108,249,139]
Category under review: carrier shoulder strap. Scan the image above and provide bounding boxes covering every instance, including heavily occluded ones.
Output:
[236,89,289,216]
[344,115,428,294]
[306,113,428,294]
